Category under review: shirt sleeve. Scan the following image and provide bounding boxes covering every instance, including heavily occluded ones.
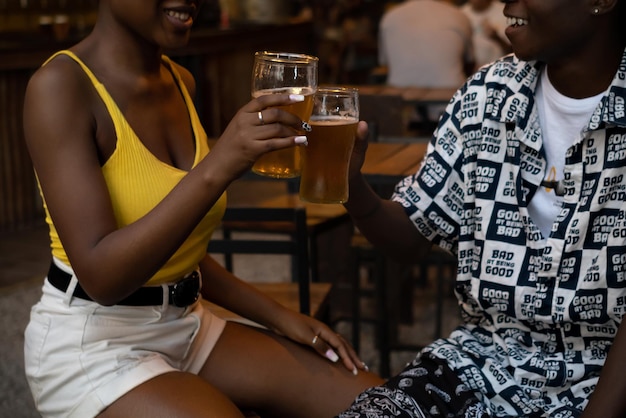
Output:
[391,94,466,254]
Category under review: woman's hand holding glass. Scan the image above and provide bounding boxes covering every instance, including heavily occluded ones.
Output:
[208,93,308,181]
[251,51,319,178]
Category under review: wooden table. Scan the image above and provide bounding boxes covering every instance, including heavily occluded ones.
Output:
[218,140,429,186]
[361,141,429,185]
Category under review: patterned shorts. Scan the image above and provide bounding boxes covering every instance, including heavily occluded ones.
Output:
[337,353,490,418]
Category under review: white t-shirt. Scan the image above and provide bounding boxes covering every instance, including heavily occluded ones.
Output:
[529,68,604,238]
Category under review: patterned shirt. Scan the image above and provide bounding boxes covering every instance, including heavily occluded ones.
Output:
[392,49,626,417]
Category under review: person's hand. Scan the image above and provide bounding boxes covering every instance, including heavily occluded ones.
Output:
[270,308,369,375]
[348,121,370,182]
[208,93,308,179]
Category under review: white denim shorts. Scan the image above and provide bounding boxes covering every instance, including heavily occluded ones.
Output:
[24,262,226,418]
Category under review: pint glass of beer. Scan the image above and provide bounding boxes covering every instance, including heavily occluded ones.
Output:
[251,51,318,178]
[299,87,359,204]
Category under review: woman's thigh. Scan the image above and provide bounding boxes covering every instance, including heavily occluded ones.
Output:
[199,322,384,418]
[98,371,245,418]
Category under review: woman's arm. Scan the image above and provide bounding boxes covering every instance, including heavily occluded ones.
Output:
[23,56,305,305]
[199,256,288,330]
[198,255,367,373]
[580,319,626,417]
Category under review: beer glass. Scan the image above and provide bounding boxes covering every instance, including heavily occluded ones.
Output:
[251,51,318,178]
[299,87,359,204]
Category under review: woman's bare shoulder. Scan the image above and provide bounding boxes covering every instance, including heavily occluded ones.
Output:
[28,52,90,96]
[23,51,98,158]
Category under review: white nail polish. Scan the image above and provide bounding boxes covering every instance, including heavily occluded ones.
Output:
[352,366,358,376]
[294,136,308,145]
[325,349,339,363]
[289,94,305,102]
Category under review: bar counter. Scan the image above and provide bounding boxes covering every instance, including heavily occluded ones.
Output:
[0,21,315,231]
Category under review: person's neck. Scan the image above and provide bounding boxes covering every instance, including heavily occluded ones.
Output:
[544,44,624,99]
[85,24,163,77]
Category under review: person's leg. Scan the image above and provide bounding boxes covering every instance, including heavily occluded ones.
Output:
[98,371,245,418]
[338,353,490,418]
[200,321,384,418]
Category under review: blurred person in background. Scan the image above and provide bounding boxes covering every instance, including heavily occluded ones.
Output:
[378,0,475,127]
[461,0,511,69]
[378,0,474,89]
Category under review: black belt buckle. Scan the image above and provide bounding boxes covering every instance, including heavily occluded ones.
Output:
[170,271,200,307]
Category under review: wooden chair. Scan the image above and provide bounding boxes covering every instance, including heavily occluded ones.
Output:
[359,90,411,140]
[208,206,314,315]
[217,177,352,285]
[349,232,457,378]
[244,193,351,284]
[207,200,347,320]
[354,84,455,141]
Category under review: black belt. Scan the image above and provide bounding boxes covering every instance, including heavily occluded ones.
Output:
[47,262,200,307]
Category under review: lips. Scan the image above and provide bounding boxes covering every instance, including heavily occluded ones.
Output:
[163,3,197,31]
[162,0,197,28]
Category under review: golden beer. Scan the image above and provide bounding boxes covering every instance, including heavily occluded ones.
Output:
[251,87,314,178]
[251,51,318,178]
[300,116,358,203]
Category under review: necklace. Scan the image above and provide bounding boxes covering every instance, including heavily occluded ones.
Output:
[540,179,565,196]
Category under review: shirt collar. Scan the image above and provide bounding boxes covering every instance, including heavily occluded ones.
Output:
[489,48,626,130]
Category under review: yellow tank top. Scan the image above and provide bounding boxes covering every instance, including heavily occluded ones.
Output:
[40,51,227,285]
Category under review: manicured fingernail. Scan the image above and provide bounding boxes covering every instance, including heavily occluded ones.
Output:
[294,135,308,145]
[352,366,358,376]
[325,349,339,363]
[363,362,369,372]
[289,94,305,102]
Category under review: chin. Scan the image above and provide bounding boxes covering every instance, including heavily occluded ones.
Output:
[510,47,536,63]
[162,33,192,49]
